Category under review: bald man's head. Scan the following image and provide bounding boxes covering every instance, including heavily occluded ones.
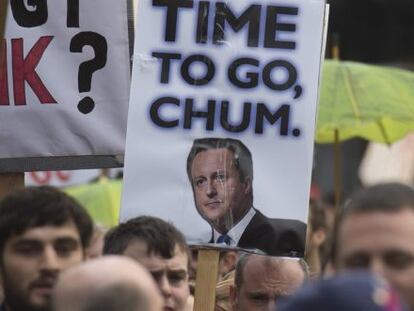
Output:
[231,254,307,311]
[52,256,162,311]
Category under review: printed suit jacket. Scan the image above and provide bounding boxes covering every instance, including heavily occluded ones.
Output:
[210,209,306,257]
[238,209,306,257]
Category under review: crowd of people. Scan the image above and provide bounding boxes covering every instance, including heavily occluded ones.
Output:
[0,182,413,310]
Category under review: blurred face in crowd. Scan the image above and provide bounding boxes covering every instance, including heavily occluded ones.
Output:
[190,148,251,231]
[123,239,190,311]
[335,208,414,309]
[0,221,84,311]
[231,256,305,311]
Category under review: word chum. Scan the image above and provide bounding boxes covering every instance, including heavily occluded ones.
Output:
[150,96,300,137]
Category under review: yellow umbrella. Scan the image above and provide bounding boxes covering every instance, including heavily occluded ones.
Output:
[316,60,414,207]
[317,60,414,144]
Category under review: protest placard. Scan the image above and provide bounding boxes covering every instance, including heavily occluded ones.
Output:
[122,0,327,258]
[0,0,131,172]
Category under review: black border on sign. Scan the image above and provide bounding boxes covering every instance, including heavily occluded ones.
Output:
[0,155,124,172]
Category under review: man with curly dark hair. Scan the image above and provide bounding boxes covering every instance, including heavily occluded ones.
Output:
[0,186,93,311]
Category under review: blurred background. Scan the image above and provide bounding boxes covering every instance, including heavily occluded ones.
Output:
[313,0,414,199]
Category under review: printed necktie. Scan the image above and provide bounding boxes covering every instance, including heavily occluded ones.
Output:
[217,234,232,245]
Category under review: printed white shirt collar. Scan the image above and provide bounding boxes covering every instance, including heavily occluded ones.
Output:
[213,207,256,246]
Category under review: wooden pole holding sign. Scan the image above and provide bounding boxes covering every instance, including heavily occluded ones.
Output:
[0,1,25,198]
[332,38,342,210]
[334,129,342,209]
[194,249,220,311]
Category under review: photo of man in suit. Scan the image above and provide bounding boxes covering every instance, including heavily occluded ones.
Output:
[186,137,307,257]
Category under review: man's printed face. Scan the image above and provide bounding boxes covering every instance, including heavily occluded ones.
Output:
[123,239,190,311]
[335,209,414,309]
[190,148,251,230]
[0,221,84,311]
[231,256,305,311]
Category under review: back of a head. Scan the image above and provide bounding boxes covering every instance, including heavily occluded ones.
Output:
[276,272,408,311]
[52,256,162,311]
[103,216,189,259]
[0,186,93,253]
[82,283,149,311]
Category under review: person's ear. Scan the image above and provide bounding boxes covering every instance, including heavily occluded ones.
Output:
[243,177,252,195]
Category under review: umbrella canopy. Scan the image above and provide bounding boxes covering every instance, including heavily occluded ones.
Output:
[316,60,414,144]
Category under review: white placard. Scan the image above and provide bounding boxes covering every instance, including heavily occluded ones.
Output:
[122,0,326,257]
[1,1,130,166]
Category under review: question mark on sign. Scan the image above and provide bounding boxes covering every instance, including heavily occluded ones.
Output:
[70,32,107,114]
